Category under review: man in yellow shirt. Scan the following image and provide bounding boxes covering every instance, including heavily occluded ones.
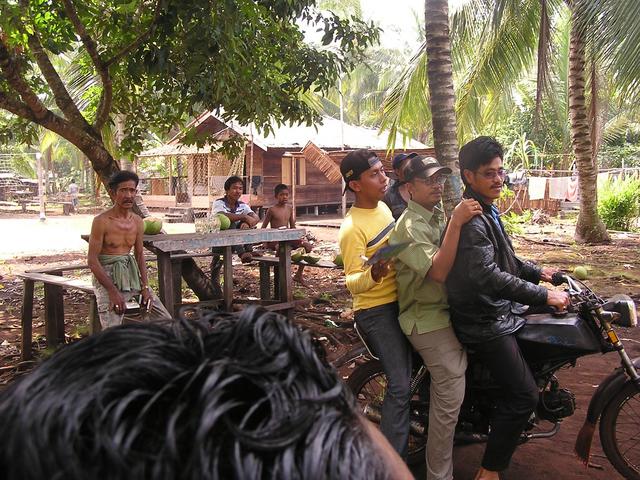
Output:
[390,156,481,480]
[338,149,413,459]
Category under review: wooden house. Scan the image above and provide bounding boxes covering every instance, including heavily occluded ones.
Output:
[135,111,435,213]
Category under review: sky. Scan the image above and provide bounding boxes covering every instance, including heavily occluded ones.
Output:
[362,0,468,49]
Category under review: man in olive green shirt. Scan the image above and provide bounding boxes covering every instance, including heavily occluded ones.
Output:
[390,156,481,480]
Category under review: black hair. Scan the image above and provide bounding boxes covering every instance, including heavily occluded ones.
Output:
[458,136,504,185]
[274,184,289,196]
[224,175,243,192]
[70,178,76,183]
[0,308,389,480]
[107,170,139,191]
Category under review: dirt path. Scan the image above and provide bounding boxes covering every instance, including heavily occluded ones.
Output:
[0,215,639,479]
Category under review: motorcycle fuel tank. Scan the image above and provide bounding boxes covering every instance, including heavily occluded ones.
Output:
[516,313,602,362]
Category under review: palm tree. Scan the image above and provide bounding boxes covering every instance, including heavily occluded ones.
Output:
[424,0,462,212]
[383,0,639,242]
[567,2,609,243]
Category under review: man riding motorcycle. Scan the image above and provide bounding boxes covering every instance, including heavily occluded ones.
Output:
[446,137,570,480]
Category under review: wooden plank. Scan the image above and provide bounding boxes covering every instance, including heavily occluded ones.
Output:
[21,279,34,361]
[171,259,183,317]
[277,241,293,320]
[16,272,95,293]
[223,246,233,312]
[44,283,65,348]
[156,252,175,317]
[89,296,101,334]
[143,228,305,252]
[259,262,272,300]
[251,256,341,270]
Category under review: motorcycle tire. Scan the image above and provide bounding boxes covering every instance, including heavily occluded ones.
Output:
[599,382,640,480]
[346,359,427,466]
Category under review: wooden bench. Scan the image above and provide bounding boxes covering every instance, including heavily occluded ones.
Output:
[250,256,342,300]
[17,271,99,361]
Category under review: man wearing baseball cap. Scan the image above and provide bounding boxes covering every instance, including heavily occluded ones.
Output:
[338,149,413,460]
[389,155,482,480]
[382,152,417,220]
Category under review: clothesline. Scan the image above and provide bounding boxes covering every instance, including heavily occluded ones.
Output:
[525,167,640,174]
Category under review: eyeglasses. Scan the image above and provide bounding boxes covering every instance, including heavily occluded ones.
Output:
[477,169,506,180]
[414,174,449,186]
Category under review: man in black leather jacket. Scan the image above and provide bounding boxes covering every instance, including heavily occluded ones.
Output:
[446,137,569,480]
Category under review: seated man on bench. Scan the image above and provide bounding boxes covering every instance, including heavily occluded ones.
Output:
[87,171,171,329]
[212,175,260,263]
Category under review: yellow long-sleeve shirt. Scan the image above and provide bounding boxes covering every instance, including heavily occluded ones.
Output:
[338,202,397,311]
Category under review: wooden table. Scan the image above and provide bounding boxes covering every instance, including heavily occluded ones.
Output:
[141,229,305,317]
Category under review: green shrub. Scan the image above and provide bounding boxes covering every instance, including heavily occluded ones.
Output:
[501,210,533,236]
[598,176,640,231]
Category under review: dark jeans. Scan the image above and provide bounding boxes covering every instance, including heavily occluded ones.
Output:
[354,302,413,459]
[472,333,539,471]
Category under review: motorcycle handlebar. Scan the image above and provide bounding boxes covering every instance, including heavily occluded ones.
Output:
[551,272,567,286]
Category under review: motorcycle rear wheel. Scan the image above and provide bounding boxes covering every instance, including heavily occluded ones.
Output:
[600,382,640,479]
[346,359,428,466]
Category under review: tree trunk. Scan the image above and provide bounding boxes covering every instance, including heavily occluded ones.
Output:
[425,0,462,215]
[568,14,610,244]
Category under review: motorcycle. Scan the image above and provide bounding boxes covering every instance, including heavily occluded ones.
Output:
[341,273,639,478]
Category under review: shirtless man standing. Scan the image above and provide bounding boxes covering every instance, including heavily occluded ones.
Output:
[87,171,171,329]
[261,184,312,284]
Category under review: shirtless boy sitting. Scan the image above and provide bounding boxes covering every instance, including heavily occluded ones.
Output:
[261,184,312,285]
[87,171,171,329]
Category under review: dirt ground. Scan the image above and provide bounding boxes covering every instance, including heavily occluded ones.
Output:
[0,213,639,479]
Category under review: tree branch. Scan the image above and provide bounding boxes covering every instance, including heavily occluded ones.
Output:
[0,89,36,120]
[104,0,163,68]
[60,0,112,130]
[25,31,90,128]
[0,37,50,121]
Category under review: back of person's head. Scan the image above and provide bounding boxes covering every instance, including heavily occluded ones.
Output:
[458,136,504,185]
[0,308,391,480]
[70,178,76,183]
[274,183,289,196]
[108,170,139,191]
[224,175,243,192]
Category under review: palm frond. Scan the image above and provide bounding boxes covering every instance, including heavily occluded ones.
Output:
[379,42,432,152]
[455,0,545,141]
[574,0,640,100]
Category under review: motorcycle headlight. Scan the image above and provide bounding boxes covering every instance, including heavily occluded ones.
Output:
[603,294,638,327]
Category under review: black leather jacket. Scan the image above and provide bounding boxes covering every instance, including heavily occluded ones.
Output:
[446,188,548,344]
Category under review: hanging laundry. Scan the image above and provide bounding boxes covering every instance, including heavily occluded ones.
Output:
[566,176,579,202]
[528,177,547,200]
[548,177,570,200]
[597,172,610,188]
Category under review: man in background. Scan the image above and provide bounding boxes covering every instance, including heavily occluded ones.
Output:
[68,178,79,213]
[383,152,416,220]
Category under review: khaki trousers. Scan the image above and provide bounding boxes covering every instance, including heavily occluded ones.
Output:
[408,325,467,480]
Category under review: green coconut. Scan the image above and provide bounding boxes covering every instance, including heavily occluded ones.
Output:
[333,253,344,267]
[143,217,163,235]
[301,255,320,265]
[291,248,306,262]
[217,213,231,230]
[573,266,588,280]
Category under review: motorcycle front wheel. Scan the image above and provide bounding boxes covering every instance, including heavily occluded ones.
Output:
[346,359,428,466]
[600,382,640,479]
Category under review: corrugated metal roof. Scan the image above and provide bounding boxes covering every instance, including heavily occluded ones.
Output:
[139,112,428,157]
